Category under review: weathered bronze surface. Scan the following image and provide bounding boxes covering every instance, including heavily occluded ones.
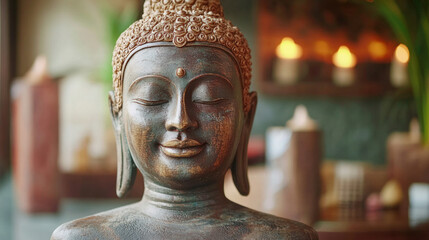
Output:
[51,0,318,239]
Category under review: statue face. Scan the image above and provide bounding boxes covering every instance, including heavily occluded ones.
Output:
[121,45,244,189]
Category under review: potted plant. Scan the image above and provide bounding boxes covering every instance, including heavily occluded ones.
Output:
[364,0,429,213]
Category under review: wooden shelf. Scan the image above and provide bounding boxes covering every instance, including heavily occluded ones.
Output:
[259,58,394,98]
[259,81,394,98]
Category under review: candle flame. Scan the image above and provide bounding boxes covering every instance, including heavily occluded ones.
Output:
[395,44,409,64]
[276,37,302,59]
[333,46,357,68]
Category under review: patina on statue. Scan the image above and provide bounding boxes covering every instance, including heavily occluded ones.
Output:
[52,0,318,239]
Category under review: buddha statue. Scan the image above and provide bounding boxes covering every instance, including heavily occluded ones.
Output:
[51,0,318,239]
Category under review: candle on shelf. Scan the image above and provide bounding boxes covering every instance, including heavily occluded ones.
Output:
[273,37,302,85]
[390,44,409,88]
[332,46,357,86]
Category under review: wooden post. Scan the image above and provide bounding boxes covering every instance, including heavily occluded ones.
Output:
[12,62,60,213]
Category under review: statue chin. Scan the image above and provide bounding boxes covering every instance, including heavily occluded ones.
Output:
[51,0,318,239]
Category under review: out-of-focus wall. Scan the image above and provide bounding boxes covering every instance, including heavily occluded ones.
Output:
[17,0,139,76]
[16,0,414,166]
[17,0,140,172]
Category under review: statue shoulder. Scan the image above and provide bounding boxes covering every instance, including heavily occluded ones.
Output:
[256,217,319,240]
[51,215,102,240]
[51,204,146,240]
[231,206,319,240]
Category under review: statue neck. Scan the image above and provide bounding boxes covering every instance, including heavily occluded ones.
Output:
[139,178,230,221]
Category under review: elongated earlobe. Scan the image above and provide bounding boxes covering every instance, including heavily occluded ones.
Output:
[232,92,257,196]
[231,134,249,196]
[109,91,137,198]
[116,130,137,197]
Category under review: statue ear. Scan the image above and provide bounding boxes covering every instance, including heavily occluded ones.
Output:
[232,92,257,196]
[109,91,137,198]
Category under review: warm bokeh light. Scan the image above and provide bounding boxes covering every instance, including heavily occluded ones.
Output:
[276,37,303,59]
[314,40,331,57]
[394,44,410,64]
[368,41,387,60]
[333,46,357,68]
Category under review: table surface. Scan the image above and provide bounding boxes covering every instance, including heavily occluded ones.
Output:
[315,206,429,240]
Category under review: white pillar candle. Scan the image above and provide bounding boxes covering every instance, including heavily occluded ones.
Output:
[390,44,409,88]
[273,37,302,85]
[332,46,356,87]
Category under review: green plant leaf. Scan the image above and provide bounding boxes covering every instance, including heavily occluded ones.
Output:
[364,0,429,144]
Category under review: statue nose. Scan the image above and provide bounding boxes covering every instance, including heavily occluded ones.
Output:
[165,102,198,132]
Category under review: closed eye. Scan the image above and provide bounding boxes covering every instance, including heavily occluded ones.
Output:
[193,98,226,105]
[132,98,168,106]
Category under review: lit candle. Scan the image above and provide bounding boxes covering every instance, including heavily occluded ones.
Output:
[390,44,409,88]
[273,37,303,85]
[332,46,357,86]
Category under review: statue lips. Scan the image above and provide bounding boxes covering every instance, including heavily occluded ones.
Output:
[160,139,204,158]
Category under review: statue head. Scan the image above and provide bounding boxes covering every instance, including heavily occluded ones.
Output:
[108,0,257,198]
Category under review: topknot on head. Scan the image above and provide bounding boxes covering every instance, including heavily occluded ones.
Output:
[143,0,224,17]
[112,0,251,114]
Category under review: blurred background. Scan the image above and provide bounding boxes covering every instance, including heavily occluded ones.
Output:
[1,0,429,239]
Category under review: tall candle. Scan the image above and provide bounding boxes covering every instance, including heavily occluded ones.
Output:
[273,37,302,85]
[332,46,357,87]
[283,105,321,225]
[390,44,409,88]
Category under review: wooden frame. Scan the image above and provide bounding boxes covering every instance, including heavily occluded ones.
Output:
[0,0,16,176]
